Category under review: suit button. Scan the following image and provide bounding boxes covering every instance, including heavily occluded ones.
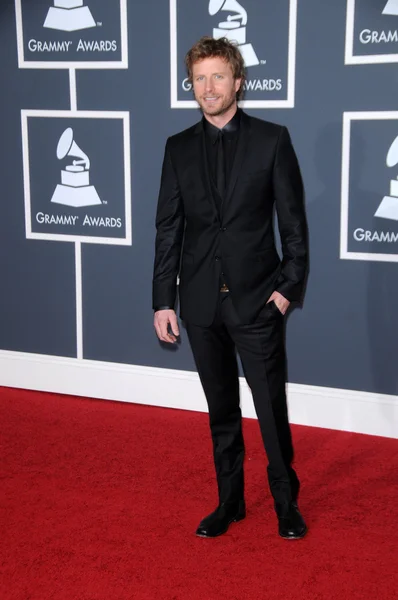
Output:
[215,256,221,261]
[220,227,227,232]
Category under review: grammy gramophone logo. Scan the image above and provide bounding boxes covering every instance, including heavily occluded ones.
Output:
[209,0,260,67]
[375,135,398,221]
[50,128,102,208]
[383,0,398,16]
[43,1,96,32]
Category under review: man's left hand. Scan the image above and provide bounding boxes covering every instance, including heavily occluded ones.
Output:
[267,291,290,315]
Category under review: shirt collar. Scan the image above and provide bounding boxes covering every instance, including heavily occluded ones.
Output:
[203,109,241,144]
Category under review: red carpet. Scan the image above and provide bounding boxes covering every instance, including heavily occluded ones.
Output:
[1,386,397,600]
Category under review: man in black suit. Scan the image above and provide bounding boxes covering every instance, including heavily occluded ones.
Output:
[153,37,308,539]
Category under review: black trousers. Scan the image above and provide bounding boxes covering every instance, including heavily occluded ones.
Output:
[186,292,299,507]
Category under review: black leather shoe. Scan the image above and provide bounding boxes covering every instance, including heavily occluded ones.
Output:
[276,502,307,540]
[195,501,246,538]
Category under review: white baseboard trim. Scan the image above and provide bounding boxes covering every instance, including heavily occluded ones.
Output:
[0,350,397,439]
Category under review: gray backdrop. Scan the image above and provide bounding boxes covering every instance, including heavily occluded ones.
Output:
[0,0,397,396]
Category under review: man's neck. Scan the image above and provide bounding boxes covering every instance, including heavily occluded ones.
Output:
[203,103,238,130]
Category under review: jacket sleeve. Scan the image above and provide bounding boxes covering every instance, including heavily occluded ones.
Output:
[273,126,308,303]
[152,138,185,310]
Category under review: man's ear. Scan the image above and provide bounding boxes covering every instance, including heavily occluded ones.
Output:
[235,78,242,94]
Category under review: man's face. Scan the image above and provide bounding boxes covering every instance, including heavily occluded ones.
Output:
[192,56,241,117]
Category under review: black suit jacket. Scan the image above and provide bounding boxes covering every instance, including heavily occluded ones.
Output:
[153,111,308,327]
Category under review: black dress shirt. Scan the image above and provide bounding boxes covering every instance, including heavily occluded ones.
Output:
[203,108,241,200]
